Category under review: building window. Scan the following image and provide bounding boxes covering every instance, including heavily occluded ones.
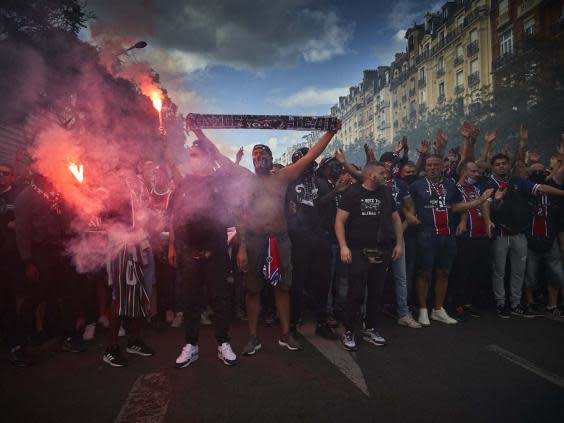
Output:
[499,0,508,15]
[456,70,464,86]
[470,58,479,74]
[457,16,464,29]
[470,28,478,42]
[456,44,463,57]
[524,18,535,36]
[439,82,445,97]
[402,62,408,72]
[420,89,427,103]
[410,78,415,90]
[437,56,444,71]
[419,68,425,80]
[500,30,513,56]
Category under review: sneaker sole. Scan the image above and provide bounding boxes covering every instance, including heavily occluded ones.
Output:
[430,317,458,325]
[243,344,262,356]
[175,354,199,369]
[362,337,386,347]
[218,353,238,366]
[342,343,358,352]
[398,320,422,328]
[103,356,127,367]
[126,347,154,357]
[278,340,302,351]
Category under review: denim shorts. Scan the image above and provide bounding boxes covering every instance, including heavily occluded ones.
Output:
[416,231,457,273]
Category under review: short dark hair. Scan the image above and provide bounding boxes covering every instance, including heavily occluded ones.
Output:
[425,154,443,163]
[364,160,385,171]
[490,153,509,166]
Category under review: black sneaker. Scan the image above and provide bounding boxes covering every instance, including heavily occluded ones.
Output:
[126,339,155,356]
[511,304,535,318]
[546,305,563,317]
[9,346,33,367]
[315,323,338,340]
[526,303,543,317]
[103,346,128,367]
[462,304,481,318]
[497,304,510,319]
[62,336,87,353]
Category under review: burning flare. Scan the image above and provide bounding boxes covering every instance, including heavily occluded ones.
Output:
[150,91,163,112]
[68,162,84,183]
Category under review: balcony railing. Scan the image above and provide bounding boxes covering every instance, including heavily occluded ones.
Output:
[418,77,426,88]
[468,71,480,87]
[409,88,416,97]
[455,84,464,95]
[437,94,446,104]
[454,55,464,67]
[436,67,445,78]
[467,40,479,57]
[419,103,427,114]
[492,52,514,71]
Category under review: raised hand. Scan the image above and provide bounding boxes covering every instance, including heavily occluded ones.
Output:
[484,129,498,145]
[235,147,244,164]
[503,144,510,157]
[417,140,430,155]
[460,121,472,139]
[519,124,528,145]
[436,128,448,148]
[364,143,376,162]
[334,148,346,164]
[335,175,352,192]
[480,188,495,203]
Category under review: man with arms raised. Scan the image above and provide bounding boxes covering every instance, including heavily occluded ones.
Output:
[237,124,340,355]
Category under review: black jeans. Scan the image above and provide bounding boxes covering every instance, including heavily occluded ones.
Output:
[451,237,492,307]
[344,248,391,332]
[176,247,230,345]
[289,231,331,325]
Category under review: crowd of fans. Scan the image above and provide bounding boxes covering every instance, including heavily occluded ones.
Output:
[1,120,563,369]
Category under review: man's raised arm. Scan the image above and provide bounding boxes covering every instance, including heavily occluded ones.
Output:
[282,126,340,182]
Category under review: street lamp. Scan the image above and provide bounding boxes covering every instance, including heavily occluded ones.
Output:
[116,41,148,57]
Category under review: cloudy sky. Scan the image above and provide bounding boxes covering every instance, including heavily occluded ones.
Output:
[85,0,442,164]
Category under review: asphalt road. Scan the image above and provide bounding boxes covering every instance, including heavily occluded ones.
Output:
[2,311,564,423]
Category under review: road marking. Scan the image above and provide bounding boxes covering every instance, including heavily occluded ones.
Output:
[114,371,170,423]
[300,322,370,397]
[486,344,564,389]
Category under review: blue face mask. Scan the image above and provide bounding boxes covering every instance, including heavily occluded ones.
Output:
[466,176,477,185]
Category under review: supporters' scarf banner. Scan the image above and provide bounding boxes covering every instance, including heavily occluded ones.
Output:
[187,113,340,132]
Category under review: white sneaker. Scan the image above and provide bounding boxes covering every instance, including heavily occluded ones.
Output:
[97,315,110,328]
[82,323,96,341]
[165,310,174,323]
[171,312,184,328]
[430,308,458,325]
[218,342,238,366]
[175,344,199,369]
[418,308,431,326]
[118,325,126,337]
[398,315,422,329]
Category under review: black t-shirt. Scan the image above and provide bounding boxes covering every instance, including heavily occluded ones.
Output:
[338,183,397,248]
[169,172,229,252]
[286,173,323,235]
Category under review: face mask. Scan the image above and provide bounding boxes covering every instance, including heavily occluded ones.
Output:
[529,171,546,184]
[465,176,477,185]
[253,157,272,175]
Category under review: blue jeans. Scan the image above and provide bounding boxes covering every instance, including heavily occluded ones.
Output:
[391,240,410,318]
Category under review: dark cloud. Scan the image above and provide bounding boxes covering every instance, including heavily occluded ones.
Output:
[88,0,354,71]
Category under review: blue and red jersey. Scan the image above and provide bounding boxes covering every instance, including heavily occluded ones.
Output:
[456,183,486,238]
[409,177,462,236]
